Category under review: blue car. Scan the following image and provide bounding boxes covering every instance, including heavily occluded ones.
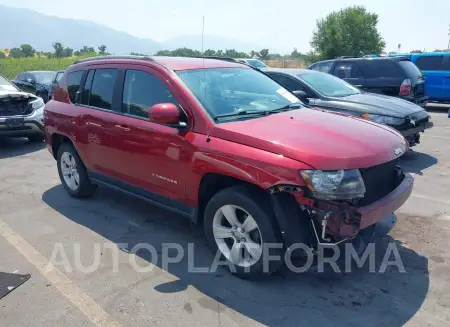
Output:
[389,52,450,102]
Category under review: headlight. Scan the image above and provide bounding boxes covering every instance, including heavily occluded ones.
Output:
[31,97,45,110]
[300,169,366,200]
[365,114,405,125]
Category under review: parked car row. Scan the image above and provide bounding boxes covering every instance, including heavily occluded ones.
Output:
[263,68,433,146]
[11,69,64,103]
[311,52,450,103]
[41,55,415,278]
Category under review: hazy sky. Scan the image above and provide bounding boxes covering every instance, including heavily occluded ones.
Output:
[1,0,448,53]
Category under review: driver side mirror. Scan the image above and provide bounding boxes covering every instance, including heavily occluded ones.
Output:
[148,103,187,128]
[293,90,309,104]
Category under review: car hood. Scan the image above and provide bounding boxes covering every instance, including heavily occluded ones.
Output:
[325,93,424,118]
[0,90,35,99]
[210,109,407,170]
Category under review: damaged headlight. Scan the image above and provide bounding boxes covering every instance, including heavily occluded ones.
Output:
[30,98,45,118]
[31,97,45,110]
[365,114,405,125]
[300,169,366,200]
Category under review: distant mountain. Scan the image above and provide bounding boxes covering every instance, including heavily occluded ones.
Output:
[0,6,160,55]
[0,5,266,55]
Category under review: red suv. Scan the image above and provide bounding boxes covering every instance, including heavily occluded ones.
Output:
[44,56,414,278]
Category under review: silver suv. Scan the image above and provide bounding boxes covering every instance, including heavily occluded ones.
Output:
[0,75,45,142]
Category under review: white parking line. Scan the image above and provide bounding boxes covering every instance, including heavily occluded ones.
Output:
[422,134,450,141]
[411,193,450,206]
[0,218,123,327]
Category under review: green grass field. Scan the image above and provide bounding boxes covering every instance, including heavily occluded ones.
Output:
[0,57,89,79]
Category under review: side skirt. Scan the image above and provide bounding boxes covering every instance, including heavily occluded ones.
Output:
[88,170,197,223]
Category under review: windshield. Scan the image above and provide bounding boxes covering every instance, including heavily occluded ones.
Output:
[176,68,301,120]
[34,72,57,84]
[299,72,360,97]
[0,75,19,92]
[247,59,267,68]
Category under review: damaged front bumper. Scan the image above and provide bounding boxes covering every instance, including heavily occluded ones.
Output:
[270,172,414,251]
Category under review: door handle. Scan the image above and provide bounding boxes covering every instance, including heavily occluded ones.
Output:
[355,85,363,87]
[86,121,102,127]
[114,124,130,132]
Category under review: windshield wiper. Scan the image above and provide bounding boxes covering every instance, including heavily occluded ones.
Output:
[270,103,304,112]
[214,104,303,121]
[214,110,270,121]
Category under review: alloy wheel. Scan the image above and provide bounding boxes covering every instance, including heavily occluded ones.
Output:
[212,204,263,267]
[60,152,80,191]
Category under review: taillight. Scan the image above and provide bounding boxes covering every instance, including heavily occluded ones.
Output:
[399,79,412,96]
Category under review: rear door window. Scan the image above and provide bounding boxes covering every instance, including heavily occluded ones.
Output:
[415,56,445,71]
[312,61,333,73]
[269,73,301,91]
[67,71,84,103]
[81,70,95,105]
[333,62,364,79]
[88,69,118,110]
[360,60,403,78]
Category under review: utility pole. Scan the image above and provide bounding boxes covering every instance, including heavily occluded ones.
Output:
[447,24,450,51]
[201,16,205,54]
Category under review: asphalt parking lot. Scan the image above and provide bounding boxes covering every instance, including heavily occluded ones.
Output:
[0,107,449,327]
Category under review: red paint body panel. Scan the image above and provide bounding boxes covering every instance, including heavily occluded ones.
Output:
[210,109,408,170]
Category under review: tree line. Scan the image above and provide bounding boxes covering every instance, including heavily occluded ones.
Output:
[0,43,110,59]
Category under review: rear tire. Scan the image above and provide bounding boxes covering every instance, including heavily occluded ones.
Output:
[57,142,96,198]
[204,185,284,279]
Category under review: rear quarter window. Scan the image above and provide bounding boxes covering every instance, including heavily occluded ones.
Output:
[67,71,84,103]
[361,60,403,78]
[398,60,422,78]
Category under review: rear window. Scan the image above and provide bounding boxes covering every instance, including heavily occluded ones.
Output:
[415,55,447,71]
[67,71,83,103]
[361,60,403,78]
[89,69,118,110]
[398,60,422,78]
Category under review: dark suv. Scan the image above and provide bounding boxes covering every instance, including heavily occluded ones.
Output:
[308,57,428,106]
[44,56,413,278]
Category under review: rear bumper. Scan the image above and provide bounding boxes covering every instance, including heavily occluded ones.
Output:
[358,173,414,229]
[402,95,429,107]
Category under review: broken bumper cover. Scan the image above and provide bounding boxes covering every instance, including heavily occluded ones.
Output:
[358,172,413,230]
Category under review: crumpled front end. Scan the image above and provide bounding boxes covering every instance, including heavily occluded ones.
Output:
[269,160,413,250]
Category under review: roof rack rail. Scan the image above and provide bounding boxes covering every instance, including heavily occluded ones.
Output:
[73,55,154,64]
[336,56,355,59]
[181,56,239,62]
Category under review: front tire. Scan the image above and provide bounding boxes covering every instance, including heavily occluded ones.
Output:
[57,142,96,198]
[204,185,284,279]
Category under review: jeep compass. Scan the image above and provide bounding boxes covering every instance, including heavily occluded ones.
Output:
[44,56,414,278]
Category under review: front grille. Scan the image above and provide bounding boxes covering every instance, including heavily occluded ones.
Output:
[0,100,33,117]
[358,159,399,206]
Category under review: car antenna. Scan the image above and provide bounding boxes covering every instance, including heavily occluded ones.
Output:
[202,16,205,69]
